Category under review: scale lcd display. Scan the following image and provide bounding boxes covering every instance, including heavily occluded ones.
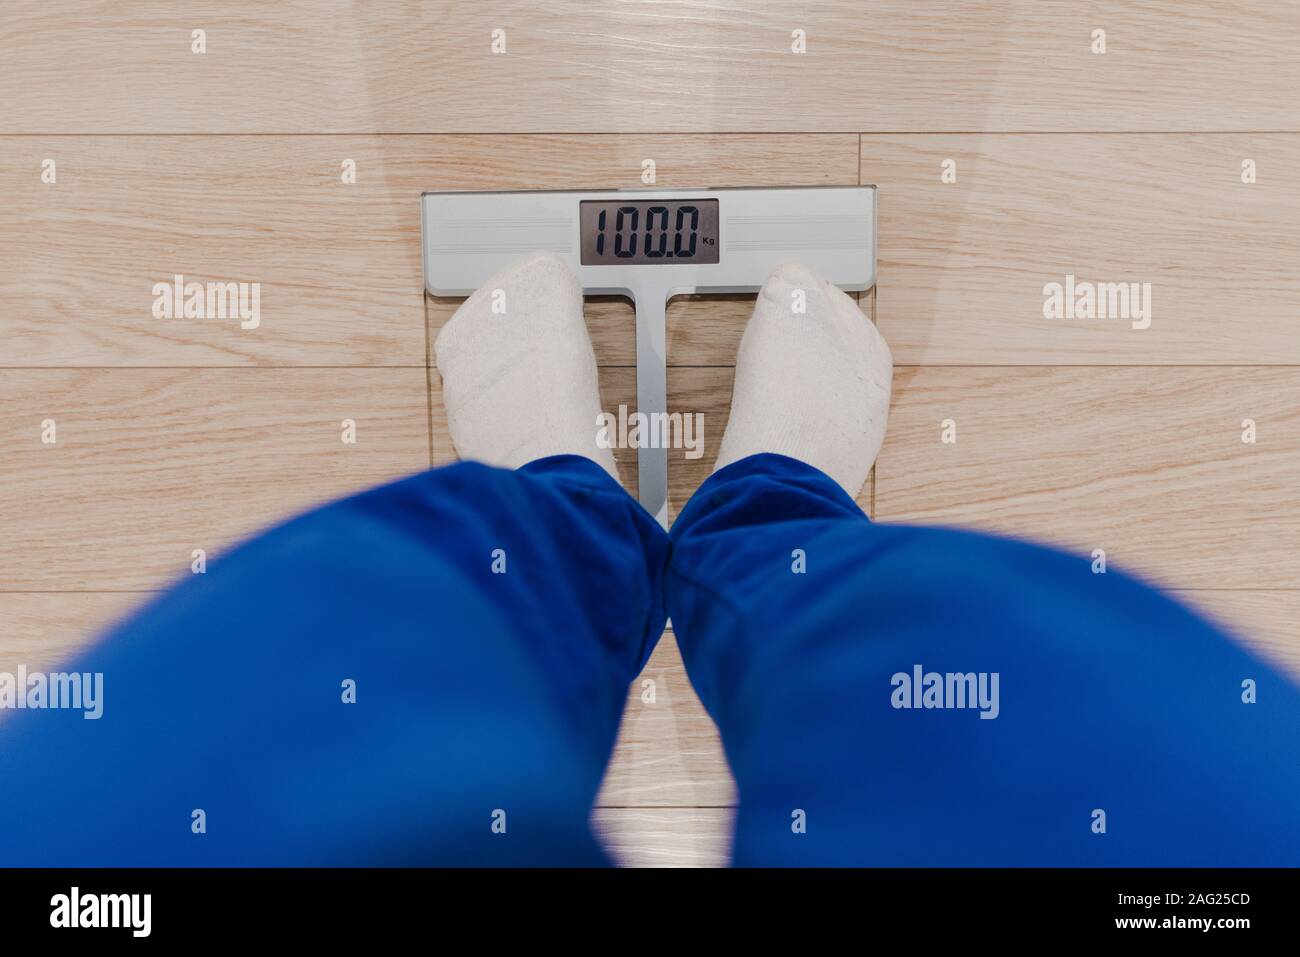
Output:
[579,199,719,265]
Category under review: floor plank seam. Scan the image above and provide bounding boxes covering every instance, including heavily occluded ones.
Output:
[594,805,736,810]
[422,292,435,470]
[9,130,1300,136]
[0,366,432,371]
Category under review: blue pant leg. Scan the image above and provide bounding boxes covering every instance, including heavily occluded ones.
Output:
[667,453,1300,866]
[0,455,668,866]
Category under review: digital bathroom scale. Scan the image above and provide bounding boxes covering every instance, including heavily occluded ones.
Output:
[422,185,877,527]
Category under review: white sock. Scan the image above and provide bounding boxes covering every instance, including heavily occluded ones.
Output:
[713,263,892,498]
[434,252,618,480]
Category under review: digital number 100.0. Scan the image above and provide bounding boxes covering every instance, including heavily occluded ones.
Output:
[595,206,700,259]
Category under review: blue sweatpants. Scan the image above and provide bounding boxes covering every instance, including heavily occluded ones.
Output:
[1,453,1296,865]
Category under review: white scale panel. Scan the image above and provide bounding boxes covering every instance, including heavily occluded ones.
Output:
[422,186,876,526]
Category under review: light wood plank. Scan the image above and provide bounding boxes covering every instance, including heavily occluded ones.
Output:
[592,807,732,868]
[0,134,854,366]
[5,3,1297,133]
[877,367,1300,588]
[597,630,734,809]
[0,369,429,589]
[863,134,1300,364]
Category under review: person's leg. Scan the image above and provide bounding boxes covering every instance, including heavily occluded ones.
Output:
[669,263,1300,865]
[670,454,1300,865]
[0,254,666,865]
[0,458,665,867]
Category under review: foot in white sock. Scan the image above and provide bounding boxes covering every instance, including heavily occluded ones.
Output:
[434,252,618,480]
[713,263,892,499]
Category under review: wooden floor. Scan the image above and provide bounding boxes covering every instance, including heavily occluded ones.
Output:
[3,2,1298,867]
